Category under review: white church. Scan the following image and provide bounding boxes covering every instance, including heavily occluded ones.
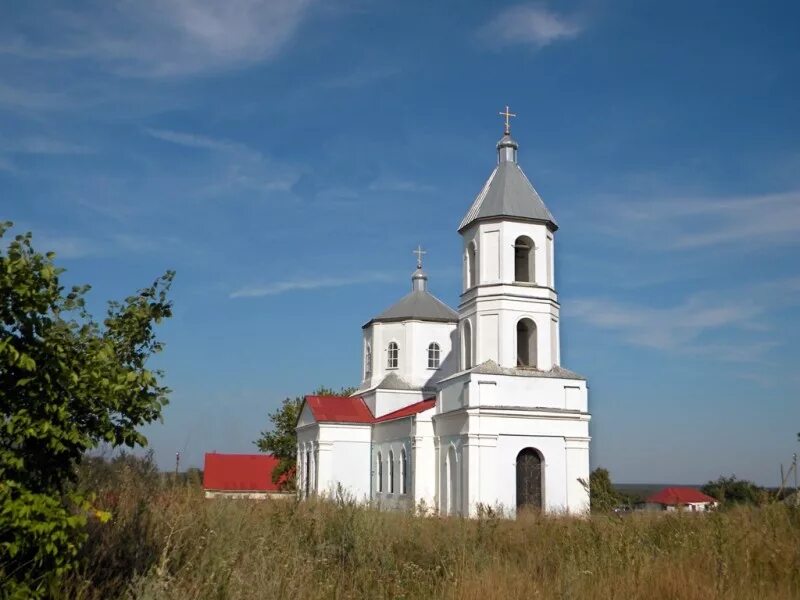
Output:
[296,110,591,517]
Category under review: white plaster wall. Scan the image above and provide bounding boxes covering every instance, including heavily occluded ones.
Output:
[437,373,588,414]
[433,369,590,517]
[372,419,414,510]
[361,320,458,392]
[298,423,371,501]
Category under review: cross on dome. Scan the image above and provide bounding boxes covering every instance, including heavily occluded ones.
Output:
[499,105,516,135]
[413,244,427,269]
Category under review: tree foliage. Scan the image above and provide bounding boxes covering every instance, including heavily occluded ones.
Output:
[701,475,766,507]
[580,467,623,513]
[255,385,356,490]
[0,223,173,598]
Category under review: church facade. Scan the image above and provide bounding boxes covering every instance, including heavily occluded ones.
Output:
[296,114,590,517]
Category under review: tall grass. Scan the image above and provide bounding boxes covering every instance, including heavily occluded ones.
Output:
[63,464,800,600]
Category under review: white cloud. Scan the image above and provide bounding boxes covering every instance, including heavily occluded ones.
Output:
[478,4,584,49]
[230,273,395,298]
[1,0,316,78]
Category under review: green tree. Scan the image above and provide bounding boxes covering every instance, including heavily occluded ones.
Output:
[701,475,766,507]
[580,467,623,513]
[255,385,356,490]
[0,223,173,598]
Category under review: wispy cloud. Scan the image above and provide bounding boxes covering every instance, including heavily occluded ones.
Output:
[567,278,800,361]
[0,83,72,112]
[230,273,396,298]
[145,127,300,195]
[1,0,316,78]
[318,65,401,90]
[145,128,245,153]
[367,176,435,194]
[598,190,800,250]
[478,4,584,49]
[2,136,91,155]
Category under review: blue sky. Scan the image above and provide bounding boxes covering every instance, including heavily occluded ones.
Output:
[2,0,799,485]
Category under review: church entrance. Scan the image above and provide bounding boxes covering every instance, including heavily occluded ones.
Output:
[516,448,543,511]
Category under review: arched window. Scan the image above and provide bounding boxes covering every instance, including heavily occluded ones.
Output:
[516,318,537,368]
[466,241,477,289]
[377,452,383,493]
[365,343,372,378]
[427,342,440,369]
[387,342,398,369]
[462,321,472,370]
[514,236,535,283]
[388,450,395,494]
[400,448,408,494]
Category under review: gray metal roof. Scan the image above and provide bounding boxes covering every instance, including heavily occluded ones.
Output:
[471,360,585,380]
[436,360,585,385]
[363,289,458,328]
[459,146,557,232]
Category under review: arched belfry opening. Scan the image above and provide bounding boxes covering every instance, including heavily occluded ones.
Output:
[514,236,535,283]
[466,242,477,289]
[516,448,543,511]
[516,318,537,368]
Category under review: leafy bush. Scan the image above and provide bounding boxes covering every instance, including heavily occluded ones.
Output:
[0,223,173,597]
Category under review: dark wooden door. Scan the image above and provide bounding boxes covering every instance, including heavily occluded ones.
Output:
[516,448,542,510]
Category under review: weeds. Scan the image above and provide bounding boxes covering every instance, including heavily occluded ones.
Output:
[62,463,800,600]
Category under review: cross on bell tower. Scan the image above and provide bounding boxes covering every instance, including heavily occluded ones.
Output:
[413,244,426,269]
[499,105,516,135]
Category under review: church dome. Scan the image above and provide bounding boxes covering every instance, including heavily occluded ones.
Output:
[362,264,457,328]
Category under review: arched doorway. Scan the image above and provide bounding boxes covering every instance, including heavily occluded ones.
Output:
[516,448,543,511]
[516,318,537,368]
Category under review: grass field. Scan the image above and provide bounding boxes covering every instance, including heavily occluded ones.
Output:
[61,464,800,600]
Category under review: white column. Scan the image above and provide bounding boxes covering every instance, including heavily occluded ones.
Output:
[565,437,591,514]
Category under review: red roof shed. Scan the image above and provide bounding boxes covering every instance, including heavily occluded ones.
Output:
[646,487,717,505]
[203,453,282,492]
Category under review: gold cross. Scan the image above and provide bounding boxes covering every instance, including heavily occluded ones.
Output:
[413,245,426,269]
[499,105,516,134]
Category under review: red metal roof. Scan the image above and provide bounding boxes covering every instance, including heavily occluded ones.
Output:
[646,487,717,505]
[203,453,282,492]
[374,398,436,423]
[304,395,374,423]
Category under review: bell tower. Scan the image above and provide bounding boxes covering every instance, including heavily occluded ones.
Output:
[458,109,560,371]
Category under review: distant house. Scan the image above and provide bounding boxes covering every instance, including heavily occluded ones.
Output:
[203,453,291,499]
[644,487,718,512]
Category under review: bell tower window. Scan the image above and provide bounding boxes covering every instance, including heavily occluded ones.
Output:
[514,236,535,283]
[364,343,372,378]
[516,318,537,368]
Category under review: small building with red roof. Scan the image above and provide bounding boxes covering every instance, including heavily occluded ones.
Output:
[203,452,291,499]
[644,487,719,512]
